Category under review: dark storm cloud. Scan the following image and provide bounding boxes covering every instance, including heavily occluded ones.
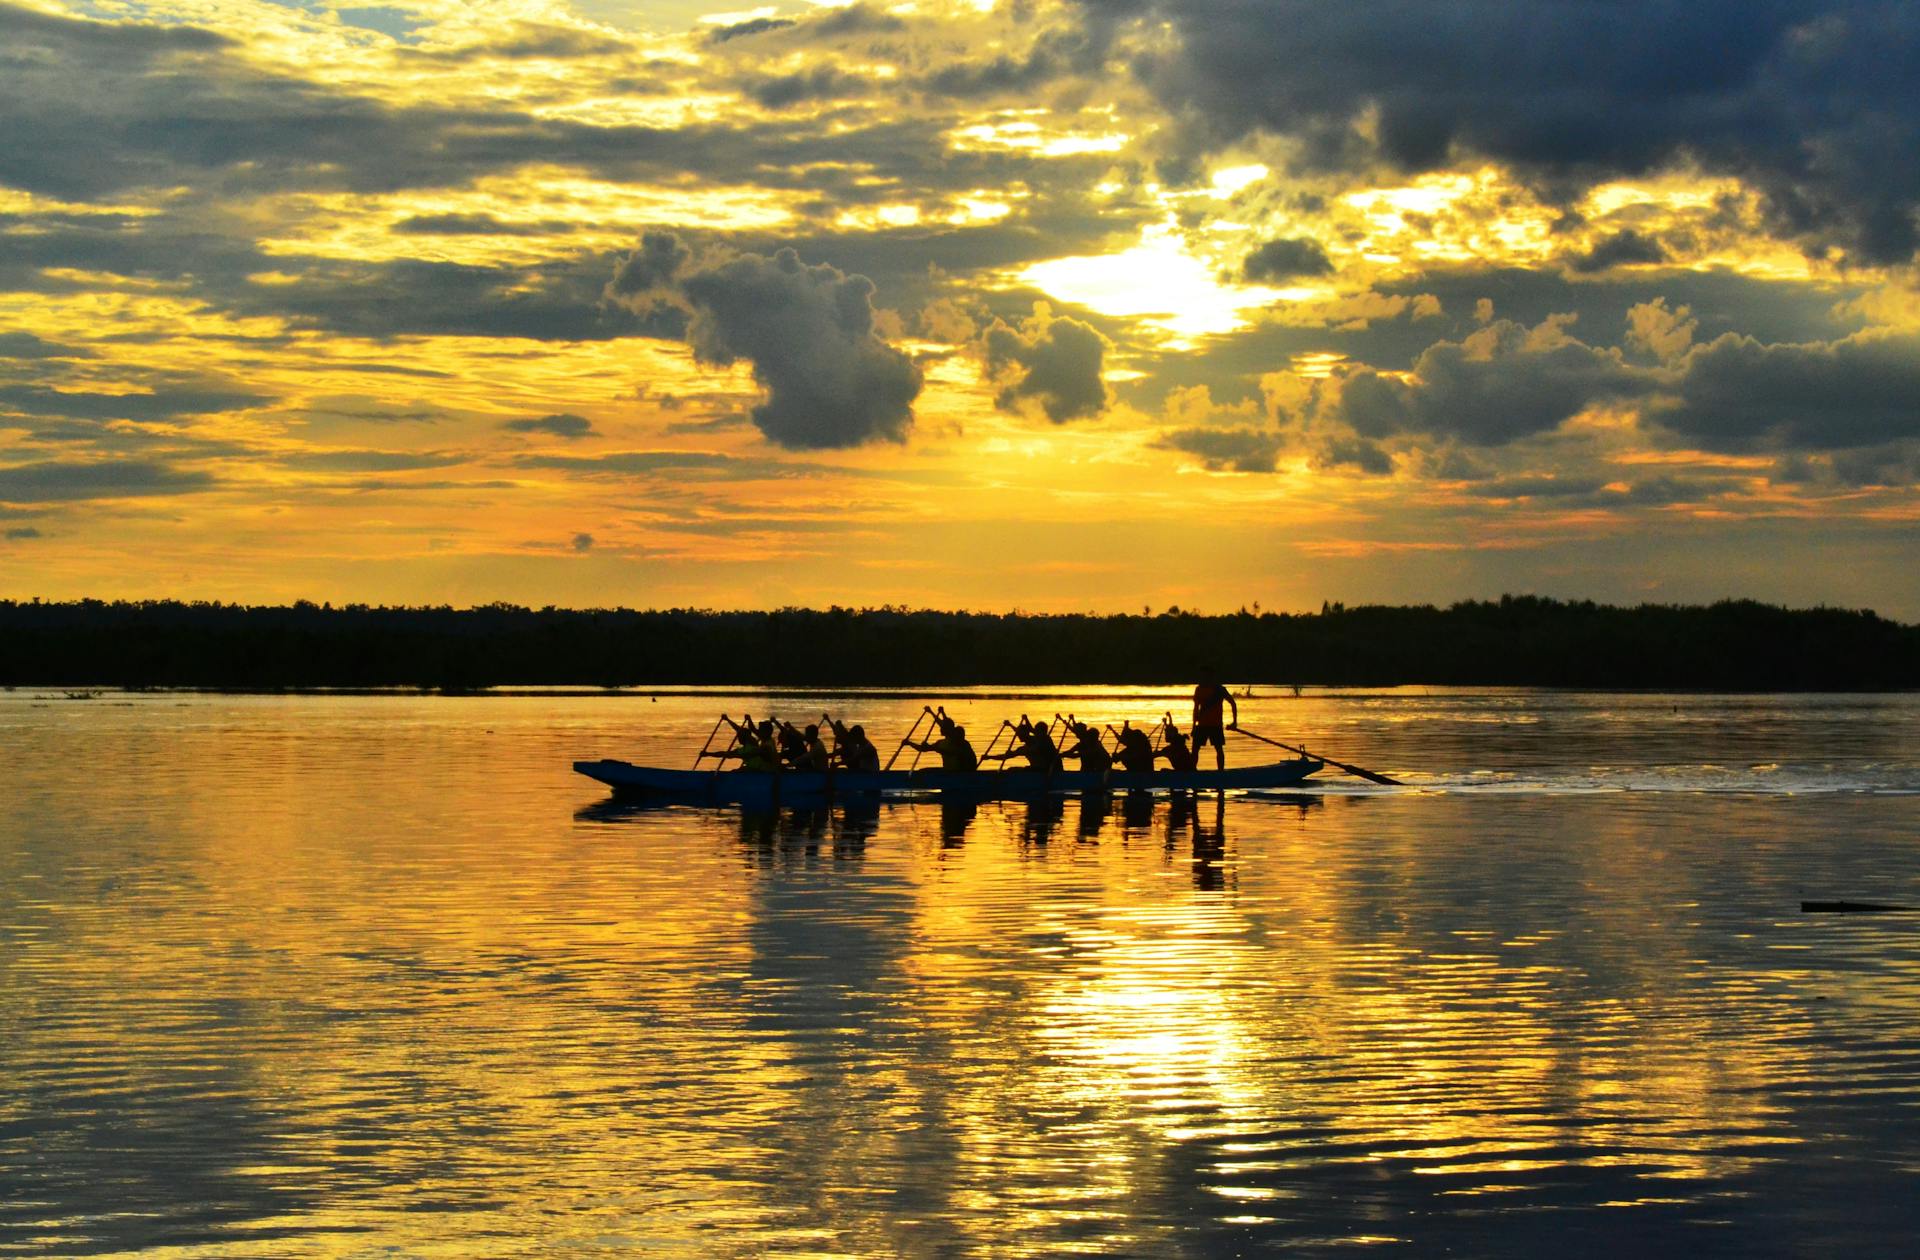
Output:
[0,458,215,501]
[277,450,468,472]
[1333,320,1655,445]
[235,256,677,342]
[404,22,630,62]
[1464,473,1744,506]
[391,214,561,237]
[503,413,595,439]
[1827,443,1920,486]
[1285,308,1920,465]
[0,332,88,359]
[1157,426,1282,471]
[0,213,267,295]
[607,232,692,298]
[611,237,922,449]
[1242,236,1334,283]
[0,210,683,342]
[1663,330,1920,450]
[1108,0,1920,261]
[705,16,799,44]
[1318,436,1396,475]
[815,3,908,36]
[707,2,903,46]
[0,385,268,422]
[982,310,1109,422]
[1571,230,1668,273]
[0,4,995,207]
[1464,474,1607,499]
[514,450,753,476]
[748,66,869,110]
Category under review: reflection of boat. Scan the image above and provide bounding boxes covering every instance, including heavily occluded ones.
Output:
[574,758,1324,802]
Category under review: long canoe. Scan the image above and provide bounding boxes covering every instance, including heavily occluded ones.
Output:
[573,757,1324,802]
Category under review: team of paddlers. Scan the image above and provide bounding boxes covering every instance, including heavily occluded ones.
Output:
[704,680,1243,776]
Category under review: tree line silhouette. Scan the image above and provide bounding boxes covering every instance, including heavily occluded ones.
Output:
[1,596,1914,690]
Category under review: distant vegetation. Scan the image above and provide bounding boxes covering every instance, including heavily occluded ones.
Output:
[1,596,1915,690]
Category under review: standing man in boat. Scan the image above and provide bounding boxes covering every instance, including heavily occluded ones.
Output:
[904,712,978,772]
[1191,670,1238,771]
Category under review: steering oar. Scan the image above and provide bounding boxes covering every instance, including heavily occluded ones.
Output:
[1234,725,1402,786]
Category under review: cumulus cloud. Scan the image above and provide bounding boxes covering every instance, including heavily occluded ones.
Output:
[504,413,595,439]
[682,249,921,449]
[1242,236,1334,283]
[1317,436,1395,475]
[1332,317,1655,445]
[981,304,1109,423]
[1662,330,1920,451]
[1625,299,1697,362]
[608,233,923,449]
[1269,303,1920,470]
[607,232,692,299]
[1157,426,1282,472]
[1571,230,1666,273]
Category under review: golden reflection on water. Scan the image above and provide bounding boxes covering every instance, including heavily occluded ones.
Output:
[3,692,1920,1255]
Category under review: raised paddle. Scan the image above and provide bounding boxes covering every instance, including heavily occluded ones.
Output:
[976,718,1015,768]
[1233,725,1403,786]
[691,713,731,769]
[1802,900,1917,913]
[887,705,936,770]
[906,704,946,772]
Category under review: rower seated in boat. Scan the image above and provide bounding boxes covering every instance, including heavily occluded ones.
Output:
[983,716,1063,773]
[906,722,977,771]
[772,719,809,769]
[1156,721,1199,773]
[715,716,781,772]
[800,724,832,772]
[829,719,881,773]
[1061,720,1113,774]
[1113,722,1155,774]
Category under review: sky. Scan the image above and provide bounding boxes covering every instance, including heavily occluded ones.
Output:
[2,0,1919,617]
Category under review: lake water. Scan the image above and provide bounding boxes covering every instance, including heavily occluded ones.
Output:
[4,687,1919,1257]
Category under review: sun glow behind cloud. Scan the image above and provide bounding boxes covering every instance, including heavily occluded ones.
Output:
[1016,224,1294,341]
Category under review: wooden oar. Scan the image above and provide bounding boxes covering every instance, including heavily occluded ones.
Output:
[1802,900,1917,913]
[976,718,1015,770]
[690,714,728,769]
[907,704,943,772]
[1234,725,1402,786]
[887,706,935,770]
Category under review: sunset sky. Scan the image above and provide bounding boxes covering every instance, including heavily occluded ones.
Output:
[3,0,1919,615]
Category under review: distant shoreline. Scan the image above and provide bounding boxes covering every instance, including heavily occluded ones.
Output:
[11,684,1919,700]
[4,596,1916,691]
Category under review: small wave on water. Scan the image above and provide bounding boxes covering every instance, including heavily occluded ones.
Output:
[1387,761,1920,795]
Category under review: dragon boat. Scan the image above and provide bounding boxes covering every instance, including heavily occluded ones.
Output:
[573,757,1325,803]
